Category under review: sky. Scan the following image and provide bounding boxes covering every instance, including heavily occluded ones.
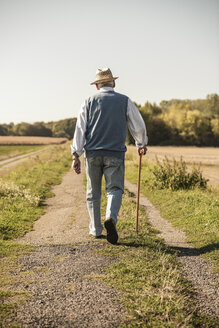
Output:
[0,0,219,124]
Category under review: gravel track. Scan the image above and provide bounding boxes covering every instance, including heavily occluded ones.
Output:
[8,167,124,327]
[8,244,123,328]
[17,169,90,245]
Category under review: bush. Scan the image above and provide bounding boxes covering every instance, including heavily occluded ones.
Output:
[152,157,208,190]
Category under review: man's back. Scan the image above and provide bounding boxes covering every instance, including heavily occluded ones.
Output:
[84,89,128,152]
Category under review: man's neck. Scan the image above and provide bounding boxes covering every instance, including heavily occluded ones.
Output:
[100,87,114,92]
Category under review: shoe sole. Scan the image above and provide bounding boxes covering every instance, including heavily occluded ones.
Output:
[104,220,118,244]
[89,235,105,239]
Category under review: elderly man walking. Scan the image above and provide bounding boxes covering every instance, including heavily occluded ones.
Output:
[71,68,148,244]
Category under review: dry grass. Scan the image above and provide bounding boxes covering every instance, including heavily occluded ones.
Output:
[0,136,68,145]
[144,146,219,166]
[126,145,219,188]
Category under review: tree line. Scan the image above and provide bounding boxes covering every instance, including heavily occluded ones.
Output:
[1,94,219,146]
[128,93,219,146]
[0,118,77,140]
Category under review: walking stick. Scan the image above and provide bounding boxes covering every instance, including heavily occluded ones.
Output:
[136,152,143,233]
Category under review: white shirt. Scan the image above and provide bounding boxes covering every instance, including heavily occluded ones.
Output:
[71,87,148,156]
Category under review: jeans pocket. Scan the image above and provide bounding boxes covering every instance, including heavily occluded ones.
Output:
[88,156,102,166]
[104,157,123,167]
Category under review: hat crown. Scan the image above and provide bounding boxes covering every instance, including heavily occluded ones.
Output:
[90,67,118,85]
[96,68,113,80]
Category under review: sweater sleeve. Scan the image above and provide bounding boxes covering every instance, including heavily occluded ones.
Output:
[127,98,148,147]
[70,101,87,156]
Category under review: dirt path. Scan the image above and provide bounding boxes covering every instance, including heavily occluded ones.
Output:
[125,179,219,318]
[8,168,124,328]
[17,169,90,245]
[0,148,49,171]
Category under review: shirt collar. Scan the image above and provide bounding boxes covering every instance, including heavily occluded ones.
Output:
[100,87,114,92]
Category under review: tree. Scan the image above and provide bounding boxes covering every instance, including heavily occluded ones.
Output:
[51,118,77,139]
[146,117,172,145]
[206,94,219,117]
[32,122,52,136]
[0,124,8,136]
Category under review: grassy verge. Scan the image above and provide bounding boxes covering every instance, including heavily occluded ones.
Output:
[125,147,219,272]
[0,143,72,326]
[0,145,47,161]
[0,143,72,241]
[94,188,218,327]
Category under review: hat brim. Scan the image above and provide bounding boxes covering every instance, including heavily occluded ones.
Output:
[90,77,118,85]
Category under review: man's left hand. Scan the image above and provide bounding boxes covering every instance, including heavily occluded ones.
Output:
[72,157,81,174]
[138,146,147,156]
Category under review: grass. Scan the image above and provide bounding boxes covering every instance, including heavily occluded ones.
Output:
[0,143,72,326]
[0,144,72,241]
[94,187,218,327]
[125,147,219,272]
[0,145,47,161]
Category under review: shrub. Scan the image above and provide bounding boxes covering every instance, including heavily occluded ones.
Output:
[152,156,208,190]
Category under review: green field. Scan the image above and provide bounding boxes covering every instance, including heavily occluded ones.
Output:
[0,145,47,161]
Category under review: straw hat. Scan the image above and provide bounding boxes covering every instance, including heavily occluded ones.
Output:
[90,68,118,85]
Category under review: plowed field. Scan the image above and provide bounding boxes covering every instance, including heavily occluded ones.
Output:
[0,136,68,145]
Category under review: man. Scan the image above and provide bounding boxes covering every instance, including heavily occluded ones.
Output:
[71,68,148,244]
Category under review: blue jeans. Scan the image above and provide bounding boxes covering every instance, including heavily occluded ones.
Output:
[85,156,124,236]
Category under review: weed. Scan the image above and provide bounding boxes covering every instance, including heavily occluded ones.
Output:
[153,156,208,190]
[53,255,70,262]
[65,282,75,292]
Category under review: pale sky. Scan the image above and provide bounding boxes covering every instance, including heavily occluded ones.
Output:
[0,0,219,124]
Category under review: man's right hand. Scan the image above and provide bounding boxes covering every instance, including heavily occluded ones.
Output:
[72,157,81,174]
[138,145,147,156]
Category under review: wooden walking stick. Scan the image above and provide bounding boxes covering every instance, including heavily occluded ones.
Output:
[136,152,143,233]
